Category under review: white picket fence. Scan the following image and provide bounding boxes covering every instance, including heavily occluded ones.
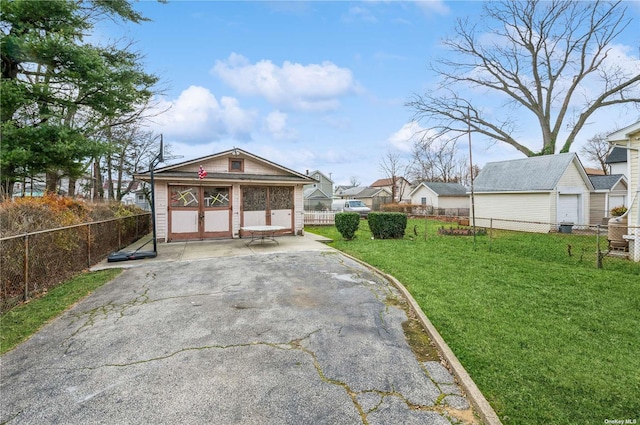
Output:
[303,211,335,225]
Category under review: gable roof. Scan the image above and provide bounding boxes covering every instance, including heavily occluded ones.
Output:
[473,153,593,192]
[303,187,331,199]
[605,147,627,164]
[306,170,333,183]
[136,148,314,183]
[588,174,627,191]
[370,177,409,187]
[410,181,468,197]
[340,186,391,198]
[356,187,392,198]
[607,121,640,142]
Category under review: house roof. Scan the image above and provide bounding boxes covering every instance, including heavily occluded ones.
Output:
[607,121,640,142]
[303,187,331,199]
[306,170,333,183]
[605,147,627,164]
[340,186,391,198]
[584,167,606,175]
[370,177,408,187]
[411,181,468,197]
[473,152,593,192]
[588,174,627,191]
[356,187,392,198]
[136,148,315,184]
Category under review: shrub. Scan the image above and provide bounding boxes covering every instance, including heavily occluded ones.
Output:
[368,212,407,239]
[610,205,628,217]
[335,212,360,240]
[380,203,419,213]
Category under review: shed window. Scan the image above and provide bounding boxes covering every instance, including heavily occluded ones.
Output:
[421,197,427,205]
[229,159,244,172]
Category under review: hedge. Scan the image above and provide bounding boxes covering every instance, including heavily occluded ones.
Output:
[368,212,407,239]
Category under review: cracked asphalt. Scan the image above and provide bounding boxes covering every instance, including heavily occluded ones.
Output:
[1,243,477,424]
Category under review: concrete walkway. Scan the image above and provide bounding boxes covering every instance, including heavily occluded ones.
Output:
[1,234,481,424]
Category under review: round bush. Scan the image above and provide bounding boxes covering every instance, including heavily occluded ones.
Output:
[335,212,360,240]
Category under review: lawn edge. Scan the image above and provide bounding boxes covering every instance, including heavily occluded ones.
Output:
[338,250,503,425]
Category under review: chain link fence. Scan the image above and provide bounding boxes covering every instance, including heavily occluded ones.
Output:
[1,213,151,312]
[428,215,639,272]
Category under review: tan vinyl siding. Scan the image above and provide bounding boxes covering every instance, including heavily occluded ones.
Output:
[177,157,289,176]
[473,193,553,232]
[438,196,469,209]
[155,183,168,242]
[590,193,606,225]
[410,186,437,206]
[557,163,588,188]
[232,183,241,237]
[294,186,304,234]
[630,139,639,228]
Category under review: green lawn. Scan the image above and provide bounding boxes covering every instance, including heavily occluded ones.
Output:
[0,269,121,354]
[307,219,640,425]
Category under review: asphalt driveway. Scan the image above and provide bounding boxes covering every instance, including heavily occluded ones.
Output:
[1,240,477,424]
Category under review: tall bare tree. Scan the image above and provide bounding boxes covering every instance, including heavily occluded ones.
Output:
[410,135,467,183]
[408,0,640,157]
[379,151,410,203]
[580,133,612,175]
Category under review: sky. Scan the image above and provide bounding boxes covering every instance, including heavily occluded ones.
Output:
[100,0,640,186]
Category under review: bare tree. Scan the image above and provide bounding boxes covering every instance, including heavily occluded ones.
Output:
[349,176,361,187]
[410,135,467,183]
[581,133,612,174]
[379,151,410,203]
[408,0,640,157]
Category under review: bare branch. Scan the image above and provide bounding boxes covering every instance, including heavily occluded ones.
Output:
[408,0,638,156]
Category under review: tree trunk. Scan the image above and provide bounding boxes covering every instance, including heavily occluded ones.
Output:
[45,171,59,193]
[68,177,77,198]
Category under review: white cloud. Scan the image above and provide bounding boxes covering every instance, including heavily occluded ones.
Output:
[346,6,378,23]
[414,0,450,16]
[264,110,298,141]
[387,121,430,152]
[212,53,358,111]
[150,86,257,142]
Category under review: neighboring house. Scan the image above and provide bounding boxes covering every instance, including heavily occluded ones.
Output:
[370,177,412,203]
[471,152,594,232]
[303,170,333,211]
[133,187,151,211]
[333,185,355,198]
[605,147,628,176]
[336,186,392,210]
[135,148,315,242]
[409,182,469,216]
[588,174,628,225]
[607,121,640,262]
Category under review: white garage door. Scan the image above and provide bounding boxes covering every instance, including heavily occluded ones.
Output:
[558,194,579,224]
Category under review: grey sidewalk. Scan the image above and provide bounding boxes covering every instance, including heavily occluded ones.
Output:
[1,236,481,424]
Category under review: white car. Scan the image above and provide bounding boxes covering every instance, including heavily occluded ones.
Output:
[331,199,371,218]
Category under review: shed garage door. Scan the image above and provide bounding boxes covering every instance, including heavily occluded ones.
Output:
[558,194,579,224]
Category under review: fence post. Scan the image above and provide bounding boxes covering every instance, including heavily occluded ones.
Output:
[489,218,493,252]
[596,224,603,269]
[87,223,92,267]
[23,234,29,302]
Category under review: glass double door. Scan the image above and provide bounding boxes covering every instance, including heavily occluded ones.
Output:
[168,185,232,240]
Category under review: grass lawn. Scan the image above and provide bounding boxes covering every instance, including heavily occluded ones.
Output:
[0,269,121,354]
[307,219,640,425]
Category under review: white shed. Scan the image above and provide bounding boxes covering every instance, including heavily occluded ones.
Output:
[136,148,315,242]
[409,182,469,215]
[471,153,594,232]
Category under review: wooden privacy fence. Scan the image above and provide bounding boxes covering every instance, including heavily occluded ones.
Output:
[0,213,151,313]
